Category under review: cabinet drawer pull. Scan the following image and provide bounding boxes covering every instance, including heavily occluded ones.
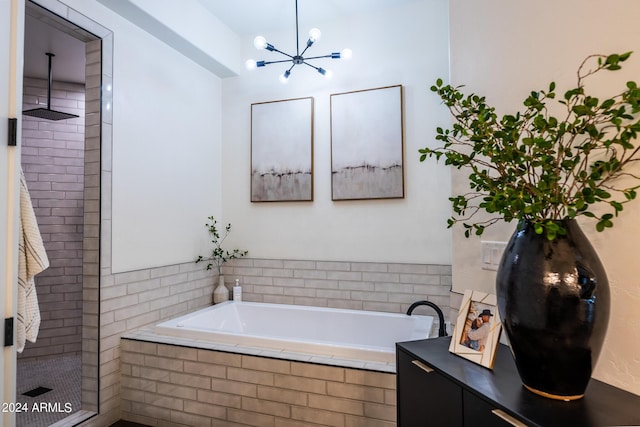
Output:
[491,409,528,427]
[411,360,434,373]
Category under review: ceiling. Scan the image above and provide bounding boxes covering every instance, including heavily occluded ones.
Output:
[197,0,417,36]
[23,0,416,84]
[23,1,96,84]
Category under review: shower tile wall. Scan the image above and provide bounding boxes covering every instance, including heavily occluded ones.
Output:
[20,77,85,360]
[82,38,102,413]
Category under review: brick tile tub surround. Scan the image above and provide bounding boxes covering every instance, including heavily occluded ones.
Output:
[222,258,452,317]
[118,258,452,426]
[121,340,397,427]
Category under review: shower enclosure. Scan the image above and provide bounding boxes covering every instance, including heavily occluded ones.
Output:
[16,1,104,425]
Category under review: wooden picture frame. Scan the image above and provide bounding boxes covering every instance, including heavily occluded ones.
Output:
[330,85,404,200]
[251,97,314,202]
[449,290,502,369]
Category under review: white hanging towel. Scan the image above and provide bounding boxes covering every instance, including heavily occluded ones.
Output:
[17,168,49,353]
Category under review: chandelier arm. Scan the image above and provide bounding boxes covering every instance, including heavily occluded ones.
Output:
[301,61,321,71]
[260,59,297,66]
[303,54,335,61]
[299,43,313,58]
[269,47,295,59]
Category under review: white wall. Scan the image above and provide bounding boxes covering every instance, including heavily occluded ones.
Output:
[449,0,640,394]
[45,0,225,273]
[221,0,452,265]
[108,27,223,272]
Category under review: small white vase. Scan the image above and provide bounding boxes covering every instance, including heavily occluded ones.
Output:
[213,275,229,304]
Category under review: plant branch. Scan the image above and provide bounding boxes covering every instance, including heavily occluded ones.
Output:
[421,52,640,239]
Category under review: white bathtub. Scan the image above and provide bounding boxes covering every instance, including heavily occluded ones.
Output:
[154,301,434,364]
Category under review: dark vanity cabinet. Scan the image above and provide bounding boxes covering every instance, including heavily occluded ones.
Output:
[396,347,463,427]
[396,337,640,427]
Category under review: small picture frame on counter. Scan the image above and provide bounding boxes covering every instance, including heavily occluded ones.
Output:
[449,289,502,369]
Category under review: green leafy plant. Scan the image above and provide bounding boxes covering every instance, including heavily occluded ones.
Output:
[419,52,640,240]
[195,216,248,274]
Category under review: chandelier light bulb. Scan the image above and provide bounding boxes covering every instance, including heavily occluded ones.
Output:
[340,48,353,60]
[324,69,333,79]
[254,36,267,50]
[245,59,257,70]
[308,28,321,43]
[279,70,291,84]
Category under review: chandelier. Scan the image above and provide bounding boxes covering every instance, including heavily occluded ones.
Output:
[245,0,352,83]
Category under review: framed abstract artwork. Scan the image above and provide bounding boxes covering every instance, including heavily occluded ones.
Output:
[251,97,314,202]
[330,85,404,200]
[449,290,502,369]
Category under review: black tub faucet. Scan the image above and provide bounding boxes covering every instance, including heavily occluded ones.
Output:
[407,300,447,337]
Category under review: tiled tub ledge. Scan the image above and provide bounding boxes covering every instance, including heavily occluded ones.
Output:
[121,329,399,426]
[125,326,396,373]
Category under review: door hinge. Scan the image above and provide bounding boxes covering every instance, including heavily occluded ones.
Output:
[4,318,14,347]
[8,118,17,146]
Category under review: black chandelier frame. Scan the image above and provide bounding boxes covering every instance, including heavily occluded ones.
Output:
[250,0,350,80]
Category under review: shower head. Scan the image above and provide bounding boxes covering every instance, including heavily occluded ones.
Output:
[22,108,79,121]
[23,53,79,121]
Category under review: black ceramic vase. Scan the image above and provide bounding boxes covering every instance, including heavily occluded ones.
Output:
[496,219,610,400]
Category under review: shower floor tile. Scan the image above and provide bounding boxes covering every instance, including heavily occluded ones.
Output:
[16,354,81,427]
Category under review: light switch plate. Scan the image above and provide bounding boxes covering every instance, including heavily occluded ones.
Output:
[481,241,507,271]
